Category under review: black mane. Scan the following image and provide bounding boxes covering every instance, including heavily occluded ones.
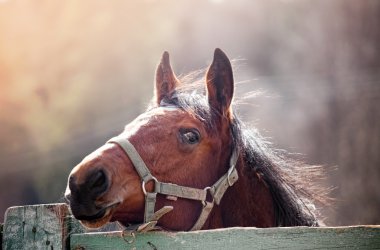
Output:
[232,119,323,226]
[150,76,326,227]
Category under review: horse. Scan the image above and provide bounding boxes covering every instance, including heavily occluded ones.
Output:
[65,49,325,231]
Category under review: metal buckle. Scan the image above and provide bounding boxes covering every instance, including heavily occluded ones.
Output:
[201,187,214,206]
[142,177,158,196]
[121,230,136,244]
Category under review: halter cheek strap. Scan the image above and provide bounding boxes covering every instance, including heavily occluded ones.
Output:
[107,136,239,231]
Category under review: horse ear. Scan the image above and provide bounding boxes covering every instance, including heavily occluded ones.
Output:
[206,48,234,116]
[154,51,179,104]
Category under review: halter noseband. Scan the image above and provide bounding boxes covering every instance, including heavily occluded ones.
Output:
[107,136,239,231]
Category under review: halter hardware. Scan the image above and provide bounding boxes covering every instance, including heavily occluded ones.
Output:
[108,136,239,231]
[142,177,158,196]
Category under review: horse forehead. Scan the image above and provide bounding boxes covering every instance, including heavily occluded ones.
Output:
[139,106,184,122]
[123,107,186,132]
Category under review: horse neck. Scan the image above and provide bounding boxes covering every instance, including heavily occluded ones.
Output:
[206,157,276,228]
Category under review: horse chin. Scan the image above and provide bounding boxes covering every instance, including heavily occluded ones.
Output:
[79,203,120,229]
[80,211,112,229]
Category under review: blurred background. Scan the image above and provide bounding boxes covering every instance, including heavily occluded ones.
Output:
[0,0,379,226]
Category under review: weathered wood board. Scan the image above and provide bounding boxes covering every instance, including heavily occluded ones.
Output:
[70,226,380,250]
[2,203,84,250]
[2,203,380,250]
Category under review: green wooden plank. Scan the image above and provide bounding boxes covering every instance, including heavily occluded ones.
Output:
[70,226,380,250]
[2,203,380,250]
[2,203,84,250]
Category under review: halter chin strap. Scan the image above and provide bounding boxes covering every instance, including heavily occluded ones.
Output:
[107,137,239,231]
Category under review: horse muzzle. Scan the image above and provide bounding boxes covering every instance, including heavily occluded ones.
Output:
[65,168,116,227]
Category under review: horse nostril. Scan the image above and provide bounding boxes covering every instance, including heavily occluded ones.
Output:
[88,169,108,193]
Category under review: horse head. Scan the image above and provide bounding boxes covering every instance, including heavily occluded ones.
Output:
[65,49,238,230]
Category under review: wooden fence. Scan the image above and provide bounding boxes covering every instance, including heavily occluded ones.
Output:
[1,203,380,249]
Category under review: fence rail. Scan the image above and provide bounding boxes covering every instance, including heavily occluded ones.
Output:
[1,203,380,250]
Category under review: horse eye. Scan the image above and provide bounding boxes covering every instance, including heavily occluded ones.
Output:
[180,129,200,144]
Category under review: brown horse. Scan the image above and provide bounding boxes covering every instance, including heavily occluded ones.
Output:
[65,49,325,231]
